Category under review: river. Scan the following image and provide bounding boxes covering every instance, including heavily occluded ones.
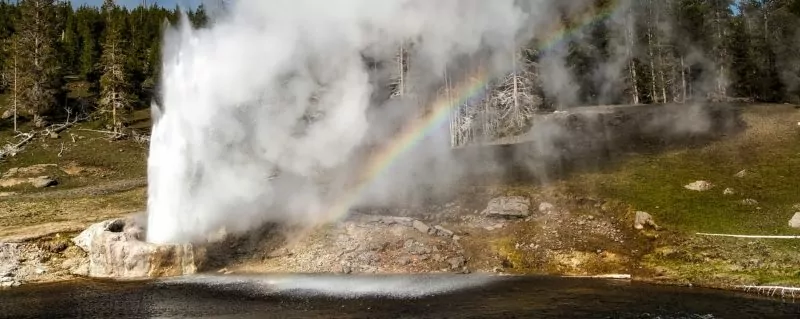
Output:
[0,274,797,318]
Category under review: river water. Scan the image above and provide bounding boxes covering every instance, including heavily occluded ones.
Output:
[0,274,797,318]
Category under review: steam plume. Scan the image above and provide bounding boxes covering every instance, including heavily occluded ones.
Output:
[146,0,534,244]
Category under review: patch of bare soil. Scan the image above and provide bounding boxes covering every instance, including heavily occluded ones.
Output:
[9,177,146,200]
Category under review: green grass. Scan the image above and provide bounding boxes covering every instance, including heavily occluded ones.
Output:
[556,105,800,286]
[0,119,147,193]
[568,110,800,236]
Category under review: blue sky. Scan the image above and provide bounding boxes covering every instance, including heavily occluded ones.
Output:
[73,0,202,9]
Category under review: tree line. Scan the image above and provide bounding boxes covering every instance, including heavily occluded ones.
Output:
[0,0,208,132]
[0,0,799,141]
[423,0,800,146]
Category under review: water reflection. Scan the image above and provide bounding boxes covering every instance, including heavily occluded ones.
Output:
[0,275,797,318]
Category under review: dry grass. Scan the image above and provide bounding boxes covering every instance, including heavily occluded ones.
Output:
[0,188,146,242]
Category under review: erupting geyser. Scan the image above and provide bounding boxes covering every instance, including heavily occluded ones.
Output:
[145,0,544,244]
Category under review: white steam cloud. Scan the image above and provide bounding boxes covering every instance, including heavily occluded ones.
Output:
[146,0,743,245]
[146,0,535,244]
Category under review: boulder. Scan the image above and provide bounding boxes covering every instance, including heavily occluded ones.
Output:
[789,213,800,229]
[482,196,531,218]
[447,256,466,270]
[30,176,57,188]
[538,202,555,213]
[741,198,759,206]
[72,217,202,279]
[412,220,431,234]
[684,181,713,192]
[433,225,454,238]
[634,211,659,230]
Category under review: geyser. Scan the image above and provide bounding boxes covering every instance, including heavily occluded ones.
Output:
[145,0,537,244]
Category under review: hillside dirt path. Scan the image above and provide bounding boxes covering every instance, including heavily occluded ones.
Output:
[3,177,146,200]
[0,178,147,242]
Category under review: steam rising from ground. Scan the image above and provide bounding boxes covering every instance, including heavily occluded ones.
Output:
[146,0,533,244]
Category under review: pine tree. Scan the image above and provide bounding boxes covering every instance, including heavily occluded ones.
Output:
[76,6,102,83]
[13,0,63,121]
[0,1,17,92]
[98,0,133,133]
[59,5,80,76]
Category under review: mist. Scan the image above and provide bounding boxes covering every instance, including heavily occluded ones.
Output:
[145,0,798,245]
[146,0,543,244]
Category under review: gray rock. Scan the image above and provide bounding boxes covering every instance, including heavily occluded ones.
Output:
[433,225,454,238]
[723,188,735,195]
[734,170,748,178]
[368,242,387,252]
[412,220,430,234]
[0,109,12,120]
[447,256,466,270]
[741,198,759,206]
[403,240,431,255]
[684,181,713,192]
[340,263,352,274]
[789,213,800,229]
[539,202,555,213]
[483,196,531,218]
[72,217,202,279]
[634,211,659,230]
[31,176,57,188]
[374,216,413,227]
[396,255,411,266]
[48,132,59,139]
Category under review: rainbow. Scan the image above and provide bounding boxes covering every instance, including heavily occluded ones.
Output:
[323,1,625,221]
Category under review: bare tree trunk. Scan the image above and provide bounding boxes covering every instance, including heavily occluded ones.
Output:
[680,55,687,103]
[655,1,667,103]
[112,43,117,134]
[13,40,18,132]
[647,1,658,103]
[398,43,405,97]
[484,80,490,143]
[625,8,639,104]
[714,8,726,99]
[446,67,455,147]
[659,57,667,103]
[512,46,520,126]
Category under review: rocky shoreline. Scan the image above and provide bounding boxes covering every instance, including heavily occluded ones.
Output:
[0,193,754,294]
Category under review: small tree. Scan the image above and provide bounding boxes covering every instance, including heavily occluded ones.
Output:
[98,0,133,134]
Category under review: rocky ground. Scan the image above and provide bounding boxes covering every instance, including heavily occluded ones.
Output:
[0,104,799,293]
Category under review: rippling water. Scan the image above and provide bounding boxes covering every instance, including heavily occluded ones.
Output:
[0,275,797,318]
